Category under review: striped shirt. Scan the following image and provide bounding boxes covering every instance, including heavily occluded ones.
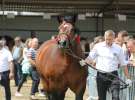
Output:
[27,48,37,60]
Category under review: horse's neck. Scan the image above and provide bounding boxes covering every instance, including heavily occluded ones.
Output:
[70,41,85,58]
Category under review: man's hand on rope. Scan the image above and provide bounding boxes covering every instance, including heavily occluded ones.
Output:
[79,60,86,66]
[126,79,132,87]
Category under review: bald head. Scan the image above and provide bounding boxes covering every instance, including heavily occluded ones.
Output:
[104,30,115,46]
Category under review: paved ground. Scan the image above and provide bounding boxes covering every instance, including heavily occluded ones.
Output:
[0,80,89,100]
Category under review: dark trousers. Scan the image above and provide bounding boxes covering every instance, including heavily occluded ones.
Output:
[96,71,120,100]
[14,60,22,86]
[17,74,28,92]
[29,67,40,95]
[0,71,11,100]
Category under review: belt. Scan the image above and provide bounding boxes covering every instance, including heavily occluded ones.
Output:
[0,70,10,74]
[97,71,118,79]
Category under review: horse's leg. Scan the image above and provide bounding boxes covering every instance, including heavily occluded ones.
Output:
[75,87,86,100]
[47,92,56,100]
[47,91,66,100]
[56,92,66,100]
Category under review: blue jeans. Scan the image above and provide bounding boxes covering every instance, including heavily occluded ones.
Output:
[17,74,29,92]
[87,67,98,100]
[14,60,22,86]
[0,71,11,100]
[29,67,40,95]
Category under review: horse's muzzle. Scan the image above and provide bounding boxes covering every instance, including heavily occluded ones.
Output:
[58,39,69,48]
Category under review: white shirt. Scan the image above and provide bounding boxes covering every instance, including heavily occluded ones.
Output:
[23,47,29,59]
[121,43,130,64]
[0,48,13,72]
[88,41,127,72]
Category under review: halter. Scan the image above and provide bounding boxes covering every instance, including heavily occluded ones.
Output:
[55,33,71,49]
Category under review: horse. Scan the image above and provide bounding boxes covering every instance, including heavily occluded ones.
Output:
[36,22,88,100]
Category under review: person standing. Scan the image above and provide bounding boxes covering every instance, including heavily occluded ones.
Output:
[126,38,135,100]
[0,39,14,100]
[12,36,23,86]
[115,30,131,100]
[15,38,32,96]
[87,36,104,100]
[27,38,40,99]
[80,30,131,100]
[127,38,135,66]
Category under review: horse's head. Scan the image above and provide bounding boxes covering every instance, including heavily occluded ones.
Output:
[57,22,74,48]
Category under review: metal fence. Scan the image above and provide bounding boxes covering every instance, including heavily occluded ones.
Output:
[87,66,135,100]
[105,66,135,100]
[119,66,135,100]
[127,66,135,100]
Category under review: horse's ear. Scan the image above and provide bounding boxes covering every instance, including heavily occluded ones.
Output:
[57,13,77,24]
[57,16,63,24]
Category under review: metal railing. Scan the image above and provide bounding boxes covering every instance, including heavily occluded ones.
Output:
[119,66,135,100]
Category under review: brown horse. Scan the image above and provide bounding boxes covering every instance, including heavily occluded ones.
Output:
[36,23,88,100]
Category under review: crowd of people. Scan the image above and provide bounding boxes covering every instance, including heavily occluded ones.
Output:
[80,30,135,100]
[0,36,45,100]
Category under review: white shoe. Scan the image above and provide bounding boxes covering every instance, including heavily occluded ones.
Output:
[30,95,36,99]
[15,92,23,97]
[37,92,45,97]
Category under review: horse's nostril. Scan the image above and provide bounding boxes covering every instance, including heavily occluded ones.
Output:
[58,40,69,48]
[63,41,66,46]
[61,41,66,46]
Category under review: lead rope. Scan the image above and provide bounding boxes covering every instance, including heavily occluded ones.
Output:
[65,48,129,90]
